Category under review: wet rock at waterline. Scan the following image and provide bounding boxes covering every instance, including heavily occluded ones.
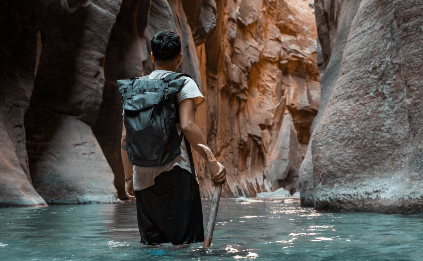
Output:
[26,111,119,204]
[299,0,423,213]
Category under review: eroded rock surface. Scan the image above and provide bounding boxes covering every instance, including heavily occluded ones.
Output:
[299,0,423,213]
[0,1,46,206]
[196,0,320,197]
[23,0,121,204]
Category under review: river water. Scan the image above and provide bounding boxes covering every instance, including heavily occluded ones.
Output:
[1,198,422,260]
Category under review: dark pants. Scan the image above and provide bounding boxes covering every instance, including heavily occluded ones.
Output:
[134,166,204,245]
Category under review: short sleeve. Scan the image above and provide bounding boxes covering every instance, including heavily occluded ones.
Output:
[177,77,205,107]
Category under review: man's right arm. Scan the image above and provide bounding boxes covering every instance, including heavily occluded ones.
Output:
[179,98,226,186]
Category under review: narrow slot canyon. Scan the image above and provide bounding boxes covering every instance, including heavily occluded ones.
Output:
[1,0,423,214]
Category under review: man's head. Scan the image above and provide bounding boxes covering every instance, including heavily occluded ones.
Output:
[151,30,182,68]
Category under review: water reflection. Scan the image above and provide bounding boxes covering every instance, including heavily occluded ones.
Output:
[1,198,423,260]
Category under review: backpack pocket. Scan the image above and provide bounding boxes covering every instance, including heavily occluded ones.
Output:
[124,108,165,166]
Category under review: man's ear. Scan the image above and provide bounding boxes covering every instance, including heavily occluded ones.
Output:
[177,53,183,66]
[151,52,155,63]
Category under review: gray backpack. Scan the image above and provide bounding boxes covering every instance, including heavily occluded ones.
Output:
[118,72,195,171]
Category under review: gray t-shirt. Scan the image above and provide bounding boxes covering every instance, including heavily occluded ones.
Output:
[131,70,205,191]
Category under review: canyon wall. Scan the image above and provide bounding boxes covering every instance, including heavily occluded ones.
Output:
[1,0,320,205]
[1,0,121,205]
[299,0,423,213]
[0,1,46,207]
[196,0,319,197]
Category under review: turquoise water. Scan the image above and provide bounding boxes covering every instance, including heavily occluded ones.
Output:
[1,198,423,260]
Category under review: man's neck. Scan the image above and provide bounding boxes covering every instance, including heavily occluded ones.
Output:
[154,65,177,72]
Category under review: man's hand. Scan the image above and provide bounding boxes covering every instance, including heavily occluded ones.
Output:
[210,161,227,187]
[125,179,136,202]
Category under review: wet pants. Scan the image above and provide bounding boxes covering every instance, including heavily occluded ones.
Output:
[134,166,204,245]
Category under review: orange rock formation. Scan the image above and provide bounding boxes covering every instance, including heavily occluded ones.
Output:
[194,0,320,197]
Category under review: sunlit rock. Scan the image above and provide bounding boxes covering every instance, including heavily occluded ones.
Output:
[196,0,320,197]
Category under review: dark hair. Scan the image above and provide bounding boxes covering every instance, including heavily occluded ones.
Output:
[151,30,181,62]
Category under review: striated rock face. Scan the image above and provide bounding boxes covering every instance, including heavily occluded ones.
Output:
[196,0,320,197]
[299,0,423,213]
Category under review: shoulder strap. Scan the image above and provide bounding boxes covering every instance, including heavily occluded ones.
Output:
[164,72,195,176]
[162,72,192,82]
[184,136,196,178]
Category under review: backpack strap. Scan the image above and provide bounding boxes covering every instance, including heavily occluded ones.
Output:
[164,73,196,176]
[162,72,192,82]
[184,136,196,179]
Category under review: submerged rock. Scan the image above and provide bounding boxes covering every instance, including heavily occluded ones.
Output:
[299,0,423,213]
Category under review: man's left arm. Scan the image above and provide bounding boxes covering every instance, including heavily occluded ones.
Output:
[121,121,136,201]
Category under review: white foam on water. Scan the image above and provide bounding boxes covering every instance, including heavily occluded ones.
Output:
[235,196,250,202]
[107,240,129,248]
[256,188,291,198]
[0,242,8,247]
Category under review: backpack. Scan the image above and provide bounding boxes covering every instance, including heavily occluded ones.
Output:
[118,72,195,169]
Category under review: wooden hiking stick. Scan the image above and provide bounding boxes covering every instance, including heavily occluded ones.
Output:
[198,144,223,248]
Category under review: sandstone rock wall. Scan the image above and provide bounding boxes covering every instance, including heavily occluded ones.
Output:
[0,2,46,207]
[25,0,121,204]
[299,0,423,213]
[1,0,320,205]
[196,0,320,197]
[0,0,121,205]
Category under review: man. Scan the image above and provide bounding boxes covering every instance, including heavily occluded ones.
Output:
[120,30,226,246]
